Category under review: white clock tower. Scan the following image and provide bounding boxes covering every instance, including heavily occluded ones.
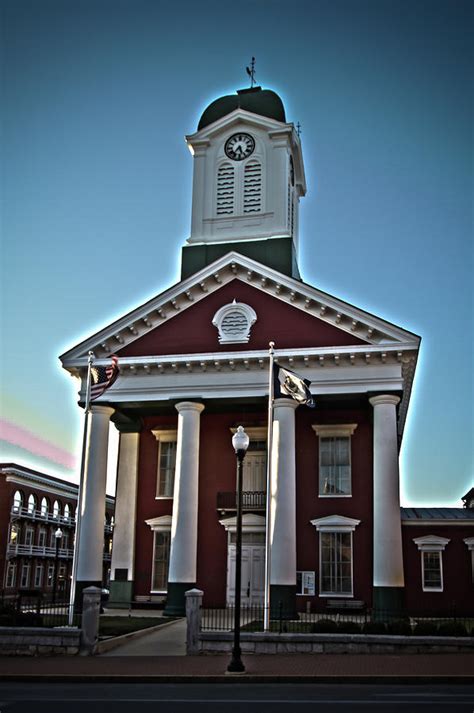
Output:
[181,86,306,280]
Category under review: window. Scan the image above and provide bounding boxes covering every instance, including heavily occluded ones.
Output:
[53,500,61,518]
[312,425,357,496]
[27,494,36,513]
[38,528,47,548]
[152,430,178,498]
[145,515,172,593]
[413,536,450,592]
[311,515,360,597]
[20,563,30,588]
[40,497,49,516]
[34,565,43,588]
[63,503,71,521]
[9,523,19,545]
[25,527,34,546]
[5,563,16,588]
[47,564,54,587]
[13,491,23,512]
[152,532,171,591]
[296,571,316,596]
[464,537,474,584]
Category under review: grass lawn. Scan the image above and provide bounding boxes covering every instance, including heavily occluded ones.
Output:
[99,616,177,638]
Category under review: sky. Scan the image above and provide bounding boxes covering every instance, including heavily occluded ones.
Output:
[1,0,472,505]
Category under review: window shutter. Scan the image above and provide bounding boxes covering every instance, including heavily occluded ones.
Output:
[243,160,262,213]
[216,163,235,214]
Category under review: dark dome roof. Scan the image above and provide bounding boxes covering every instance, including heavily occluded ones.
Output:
[198,87,286,130]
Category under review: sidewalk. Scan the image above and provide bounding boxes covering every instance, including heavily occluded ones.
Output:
[0,617,473,682]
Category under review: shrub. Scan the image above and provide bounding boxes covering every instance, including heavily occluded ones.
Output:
[437,622,468,637]
[362,621,387,635]
[311,618,338,633]
[386,619,412,636]
[336,621,362,634]
[413,621,439,636]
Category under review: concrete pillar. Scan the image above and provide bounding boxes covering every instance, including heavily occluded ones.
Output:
[80,586,101,656]
[270,398,298,616]
[164,401,205,616]
[369,394,404,613]
[76,405,114,602]
[108,431,140,608]
[185,588,203,655]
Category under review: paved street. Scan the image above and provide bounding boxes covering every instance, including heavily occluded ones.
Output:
[0,682,473,712]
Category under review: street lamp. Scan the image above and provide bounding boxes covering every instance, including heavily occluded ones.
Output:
[52,527,63,604]
[227,425,250,674]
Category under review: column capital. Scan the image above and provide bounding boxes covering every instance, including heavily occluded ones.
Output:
[369,394,400,408]
[273,398,300,411]
[175,401,205,415]
[89,405,115,418]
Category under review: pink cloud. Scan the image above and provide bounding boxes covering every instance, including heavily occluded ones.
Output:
[0,419,76,470]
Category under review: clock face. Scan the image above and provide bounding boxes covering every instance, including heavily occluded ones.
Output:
[224,133,255,161]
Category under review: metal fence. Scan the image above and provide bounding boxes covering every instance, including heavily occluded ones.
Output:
[201,604,474,636]
[0,591,80,628]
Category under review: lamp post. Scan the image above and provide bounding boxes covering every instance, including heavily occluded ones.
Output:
[52,527,63,604]
[227,425,249,674]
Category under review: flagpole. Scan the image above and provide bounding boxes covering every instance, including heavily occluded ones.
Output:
[68,350,94,625]
[264,341,275,631]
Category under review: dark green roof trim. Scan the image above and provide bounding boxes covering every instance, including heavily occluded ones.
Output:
[198,87,286,130]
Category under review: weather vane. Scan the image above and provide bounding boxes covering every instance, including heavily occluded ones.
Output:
[296,122,302,137]
[246,57,256,88]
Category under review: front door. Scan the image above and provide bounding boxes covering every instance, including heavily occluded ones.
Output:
[226,533,265,606]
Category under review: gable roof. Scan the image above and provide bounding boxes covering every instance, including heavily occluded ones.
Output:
[60,251,420,437]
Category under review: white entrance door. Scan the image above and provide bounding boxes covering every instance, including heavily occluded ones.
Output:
[227,539,265,606]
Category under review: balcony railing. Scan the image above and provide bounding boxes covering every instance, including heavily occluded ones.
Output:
[7,544,74,559]
[10,506,75,527]
[11,506,114,532]
[216,491,266,511]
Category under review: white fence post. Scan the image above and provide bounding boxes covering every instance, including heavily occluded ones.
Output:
[185,588,203,655]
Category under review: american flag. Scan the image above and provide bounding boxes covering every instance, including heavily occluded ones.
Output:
[90,355,119,401]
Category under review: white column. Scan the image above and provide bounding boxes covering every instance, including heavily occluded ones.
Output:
[270,398,299,588]
[165,401,204,614]
[77,405,114,584]
[110,432,140,584]
[370,395,404,591]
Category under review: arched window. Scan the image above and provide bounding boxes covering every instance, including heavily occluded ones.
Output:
[13,491,23,512]
[53,500,61,519]
[216,162,235,215]
[63,503,71,521]
[243,160,262,213]
[212,301,257,344]
[40,497,49,516]
[27,494,37,514]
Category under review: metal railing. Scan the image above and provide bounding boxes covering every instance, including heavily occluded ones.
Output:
[0,591,80,628]
[216,491,266,510]
[6,544,74,559]
[201,604,474,636]
[10,506,75,527]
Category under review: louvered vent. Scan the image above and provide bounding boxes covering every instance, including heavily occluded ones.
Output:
[216,163,235,215]
[243,161,262,213]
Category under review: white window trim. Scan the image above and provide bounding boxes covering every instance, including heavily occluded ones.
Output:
[230,426,267,441]
[464,537,474,584]
[312,424,357,498]
[212,301,257,345]
[145,516,172,594]
[413,535,450,593]
[311,515,360,598]
[152,429,177,500]
[219,513,266,535]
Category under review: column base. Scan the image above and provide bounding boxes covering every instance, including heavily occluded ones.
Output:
[164,582,196,617]
[373,586,405,618]
[108,581,134,609]
[270,585,297,620]
[74,580,102,612]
